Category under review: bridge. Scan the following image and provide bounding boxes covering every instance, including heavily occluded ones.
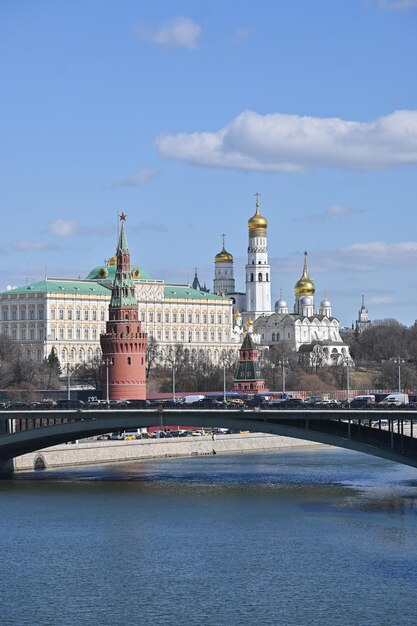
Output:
[1,407,417,476]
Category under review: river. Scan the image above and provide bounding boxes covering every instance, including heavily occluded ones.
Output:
[1,447,417,626]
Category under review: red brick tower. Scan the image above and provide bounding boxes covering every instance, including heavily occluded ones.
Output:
[233,332,267,394]
[100,213,147,400]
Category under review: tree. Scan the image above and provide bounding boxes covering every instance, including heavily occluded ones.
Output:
[146,336,159,378]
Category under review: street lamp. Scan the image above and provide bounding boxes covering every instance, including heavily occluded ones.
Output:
[102,357,112,405]
[172,354,176,403]
[278,359,289,394]
[342,357,353,406]
[221,352,227,404]
[67,365,73,401]
[394,357,405,392]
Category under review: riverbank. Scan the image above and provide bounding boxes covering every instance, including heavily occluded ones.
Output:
[14,433,326,472]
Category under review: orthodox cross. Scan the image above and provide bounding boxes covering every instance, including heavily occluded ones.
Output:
[254,191,261,208]
[222,233,226,249]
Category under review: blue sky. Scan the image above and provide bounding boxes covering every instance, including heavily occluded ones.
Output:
[1,0,417,327]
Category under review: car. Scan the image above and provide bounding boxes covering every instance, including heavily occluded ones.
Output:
[281,398,305,407]
[56,399,85,409]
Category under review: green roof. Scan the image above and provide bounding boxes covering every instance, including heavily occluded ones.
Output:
[163,285,229,301]
[85,264,153,282]
[1,279,111,297]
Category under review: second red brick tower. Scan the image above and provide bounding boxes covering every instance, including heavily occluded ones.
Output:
[100,214,147,400]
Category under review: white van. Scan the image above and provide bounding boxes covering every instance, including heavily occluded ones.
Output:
[380,393,409,406]
[183,395,206,404]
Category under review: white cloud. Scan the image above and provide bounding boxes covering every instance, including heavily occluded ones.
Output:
[227,27,248,46]
[156,109,417,172]
[49,219,79,237]
[116,168,158,187]
[379,0,417,10]
[137,18,201,50]
[367,295,394,304]
[297,204,362,222]
[11,240,57,252]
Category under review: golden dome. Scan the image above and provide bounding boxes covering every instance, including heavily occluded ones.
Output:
[215,234,233,263]
[234,311,242,318]
[246,319,254,327]
[215,248,233,263]
[248,196,267,231]
[294,251,315,296]
[108,255,117,266]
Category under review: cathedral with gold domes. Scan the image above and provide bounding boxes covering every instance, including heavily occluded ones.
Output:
[213,197,350,365]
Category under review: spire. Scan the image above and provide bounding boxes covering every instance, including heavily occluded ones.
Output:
[110,213,137,309]
[294,251,315,296]
[192,268,201,291]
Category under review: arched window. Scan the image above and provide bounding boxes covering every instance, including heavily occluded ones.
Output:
[258,273,262,282]
[266,273,269,282]
[250,273,254,282]
[127,357,131,365]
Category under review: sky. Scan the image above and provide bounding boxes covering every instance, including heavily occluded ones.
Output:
[1,0,417,328]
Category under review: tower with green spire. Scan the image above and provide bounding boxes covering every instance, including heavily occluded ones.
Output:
[100,213,148,400]
[233,331,267,394]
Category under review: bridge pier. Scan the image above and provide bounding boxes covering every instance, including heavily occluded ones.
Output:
[0,458,14,478]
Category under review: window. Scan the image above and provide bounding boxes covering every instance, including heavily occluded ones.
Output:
[68,308,73,320]
[20,308,26,320]
[157,312,162,323]
[127,357,131,365]
[11,327,17,340]
[76,309,81,321]
[203,314,207,324]
[59,308,64,320]
[210,314,214,323]
[157,330,162,341]
[59,328,64,340]
[141,310,146,322]
[76,328,81,340]
[195,313,200,324]
[188,331,193,342]
[196,330,200,342]
[29,308,35,320]
[165,312,169,323]
[2,309,8,321]
[180,312,185,323]
[38,327,44,340]
[217,314,222,324]
[68,328,73,340]
[165,330,169,341]
[188,313,192,323]
[149,312,154,322]
[50,309,56,320]
[266,273,269,282]
[173,312,177,323]
[29,327,35,340]
[38,307,44,320]
[100,308,105,321]
[203,331,207,342]
[180,330,185,341]
[210,331,215,342]
[173,330,177,341]
[250,273,254,282]
[217,331,222,342]
[20,328,26,340]
[258,273,262,282]
[84,308,89,321]
[84,329,89,341]
[92,309,97,321]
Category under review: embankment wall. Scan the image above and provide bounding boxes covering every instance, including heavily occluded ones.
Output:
[14,433,326,472]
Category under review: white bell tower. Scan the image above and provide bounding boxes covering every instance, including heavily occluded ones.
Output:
[245,193,272,318]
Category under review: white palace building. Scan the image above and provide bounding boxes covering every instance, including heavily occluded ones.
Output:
[0,198,350,371]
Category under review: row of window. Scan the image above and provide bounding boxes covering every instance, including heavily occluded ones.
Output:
[149,328,228,343]
[140,311,230,324]
[247,273,269,282]
[49,326,105,341]
[50,307,106,321]
[3,326,45,341]
[2,307,44,321]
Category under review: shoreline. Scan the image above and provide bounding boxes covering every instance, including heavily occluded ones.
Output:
[14,433,327,472]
